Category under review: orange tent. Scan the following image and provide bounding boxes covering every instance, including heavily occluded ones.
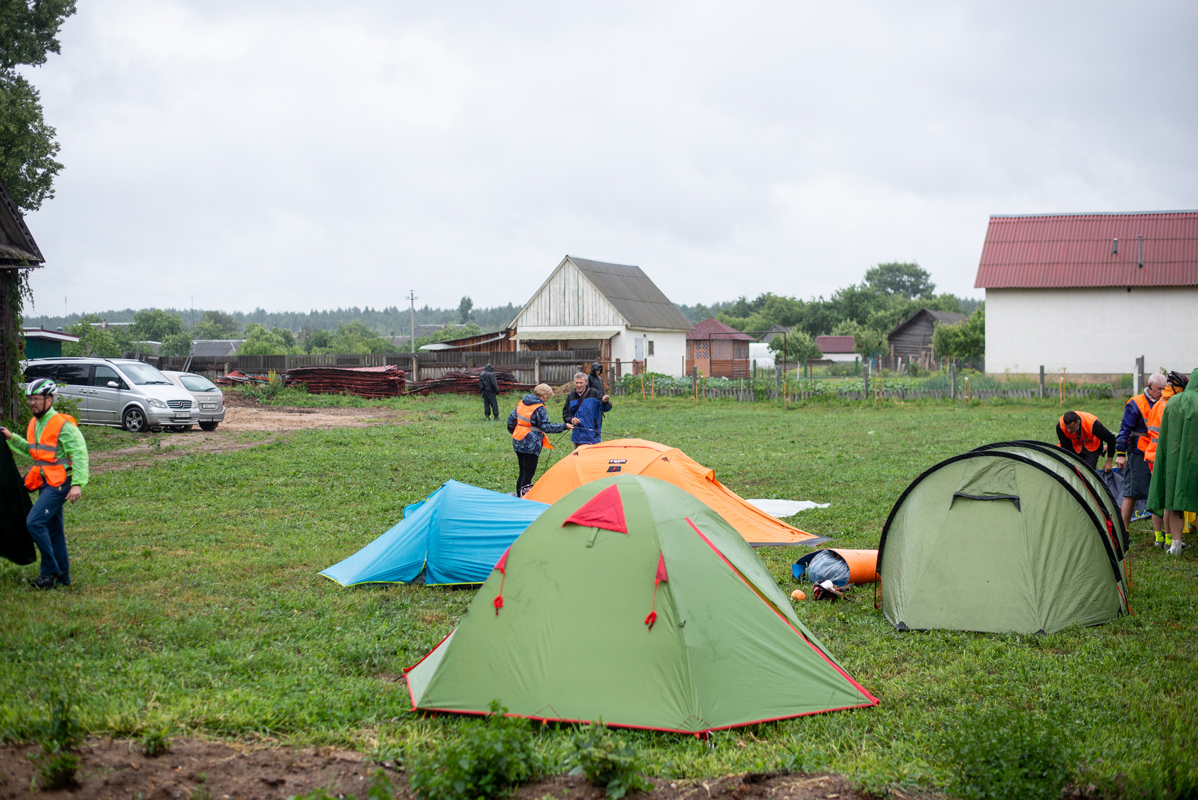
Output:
[524,439,828,547]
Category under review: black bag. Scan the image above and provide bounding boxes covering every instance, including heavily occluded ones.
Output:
[0,444,36,565]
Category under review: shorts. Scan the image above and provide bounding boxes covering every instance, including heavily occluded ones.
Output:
[1124,447,1152,500]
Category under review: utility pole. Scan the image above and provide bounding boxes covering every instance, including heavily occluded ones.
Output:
[409,290,418,382]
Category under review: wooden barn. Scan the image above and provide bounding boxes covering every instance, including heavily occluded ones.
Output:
[509,255,692,376]
[887,309,967,370]
[686,318,752,378]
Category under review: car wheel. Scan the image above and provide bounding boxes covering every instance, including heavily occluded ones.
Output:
[199,421,219,432]
[122,406,149,433]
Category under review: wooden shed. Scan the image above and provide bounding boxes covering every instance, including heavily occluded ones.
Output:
[887,309,966,369]
[0,178,45,420]
[686,318,752,378]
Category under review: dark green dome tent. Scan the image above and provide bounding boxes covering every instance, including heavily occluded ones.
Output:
[876,441,1129,635]
[406,475,877,733]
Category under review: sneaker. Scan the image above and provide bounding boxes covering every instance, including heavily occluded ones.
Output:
[1168,542,1190,556]
[1154,540,1164,547]
[30,573,62,590]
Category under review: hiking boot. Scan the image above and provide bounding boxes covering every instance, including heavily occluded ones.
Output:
[30,573,63,590]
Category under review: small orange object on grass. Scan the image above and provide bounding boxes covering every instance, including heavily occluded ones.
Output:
[791,589,806,601]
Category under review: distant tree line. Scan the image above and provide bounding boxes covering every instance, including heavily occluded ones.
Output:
[30,298,522,341]
[676,262,984,361]
[42,263,984,362]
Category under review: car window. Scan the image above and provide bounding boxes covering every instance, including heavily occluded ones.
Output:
[23,363,57,381]
[57,363,92,386]
[179,375,218,392]
[117,362,173,385]
[94,365,125,388]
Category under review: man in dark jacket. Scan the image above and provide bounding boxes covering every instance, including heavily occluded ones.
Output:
[587,362,606,395]
[479,364,500,421]
[563,372,612,448]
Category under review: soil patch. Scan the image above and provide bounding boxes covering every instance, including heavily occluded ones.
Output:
[83,399,406,475]
[0,739,895,800]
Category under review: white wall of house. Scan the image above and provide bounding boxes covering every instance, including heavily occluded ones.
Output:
[986,287,1198,376]
[611,330,687,376]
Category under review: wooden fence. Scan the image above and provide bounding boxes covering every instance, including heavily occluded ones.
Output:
[610,385,1116,402]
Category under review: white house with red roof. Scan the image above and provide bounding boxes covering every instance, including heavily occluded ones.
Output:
[815,335,858,364]
[974,210,1198,382]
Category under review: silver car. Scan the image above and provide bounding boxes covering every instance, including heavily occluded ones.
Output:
[162,371,226,432]
[22,357,197,433]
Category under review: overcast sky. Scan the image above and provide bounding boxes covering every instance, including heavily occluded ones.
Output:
[20,0,1198,317]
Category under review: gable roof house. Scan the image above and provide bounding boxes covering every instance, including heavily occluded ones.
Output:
[975,211,1198,383]
[815,335,858,364]
[511,256,692,377]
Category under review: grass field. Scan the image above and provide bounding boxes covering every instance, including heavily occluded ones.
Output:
[2,391,1195,796]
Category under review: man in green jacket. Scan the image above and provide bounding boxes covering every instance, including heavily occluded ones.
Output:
[1147,368,1198,556]
[0,379,89,588]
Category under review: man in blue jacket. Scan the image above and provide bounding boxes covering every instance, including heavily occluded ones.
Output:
[562,372,611,449]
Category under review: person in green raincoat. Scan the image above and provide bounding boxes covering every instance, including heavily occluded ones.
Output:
[1147,368,1198,556]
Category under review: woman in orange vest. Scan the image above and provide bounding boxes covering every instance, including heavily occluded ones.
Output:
[1055,410,1117,472]
[1,379,89,589]
[506,383,574,497]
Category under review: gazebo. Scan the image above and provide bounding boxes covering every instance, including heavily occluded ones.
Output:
[686,318,752,378]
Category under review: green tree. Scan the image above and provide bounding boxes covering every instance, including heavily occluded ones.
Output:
[303,328,332,353]
[238,323,298,356]
[458,296,473,324]
[273,327,295,348]
[61,314,121,358]
[192,310,239,339]
[131,309,184,343]
[933,307,985,366]
[864,262,935,300]
[158,331,192,357]
[0,0,76,424]
[768,331,822,364]
[412,322,481,350]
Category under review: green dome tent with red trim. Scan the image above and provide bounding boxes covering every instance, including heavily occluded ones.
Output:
[404,475,877,734]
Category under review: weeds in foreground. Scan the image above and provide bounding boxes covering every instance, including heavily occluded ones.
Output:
[568,720,655,799]
[27,696,82,791]
[407,701,541,800]
[140,722,173,756]
[942,707,1073,800]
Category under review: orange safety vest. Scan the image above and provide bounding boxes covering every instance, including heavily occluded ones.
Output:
[511,400,551,449]
[1127,393,1154,453]
[1143,396,1169,465]
[1058,411,1101,454]
[24,413,77,490]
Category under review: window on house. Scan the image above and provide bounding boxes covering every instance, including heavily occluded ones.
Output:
[648,340,654,356]
[695,342,709,359]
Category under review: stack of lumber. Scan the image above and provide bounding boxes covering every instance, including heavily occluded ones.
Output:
[214,370,270,387]
[284,366,407,398]
[405,365,535,396]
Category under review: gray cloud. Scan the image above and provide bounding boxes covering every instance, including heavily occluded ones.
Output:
[22,0,1198,316]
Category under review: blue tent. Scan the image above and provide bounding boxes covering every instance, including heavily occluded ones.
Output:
[320,480,549,586]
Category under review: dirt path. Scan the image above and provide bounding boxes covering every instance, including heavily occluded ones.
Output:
[0,738,890,800]
[86,398,406,475]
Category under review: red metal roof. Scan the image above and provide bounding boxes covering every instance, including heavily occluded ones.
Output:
[974,211,1198,289]
[686,318,753,341]
[815,335,856,354]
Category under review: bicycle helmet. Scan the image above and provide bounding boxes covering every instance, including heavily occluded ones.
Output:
[25,378,58,397]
